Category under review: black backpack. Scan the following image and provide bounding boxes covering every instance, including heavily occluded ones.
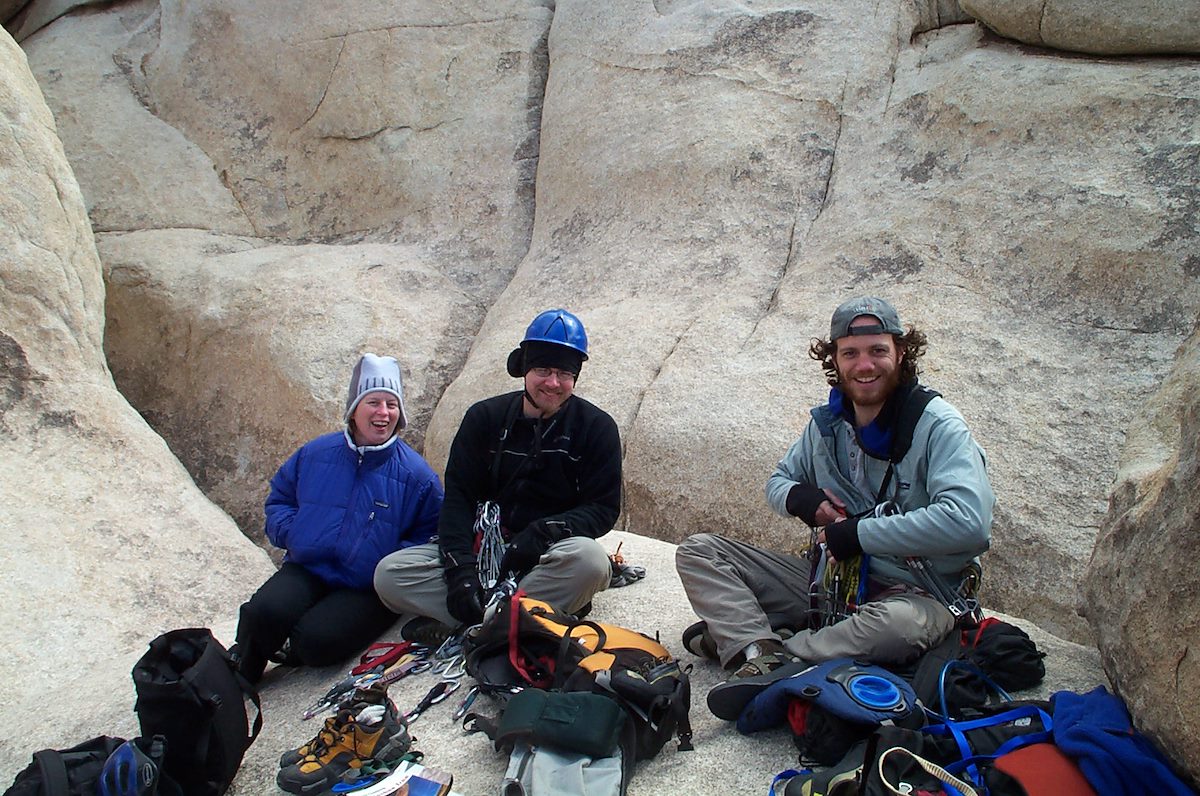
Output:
[903,617,1045,715]
[4,736,125,796]
[132,629,262,796]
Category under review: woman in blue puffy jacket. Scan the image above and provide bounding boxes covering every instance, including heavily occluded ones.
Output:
[233,353,444,684]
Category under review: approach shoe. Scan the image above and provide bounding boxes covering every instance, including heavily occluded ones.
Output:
[276,709,412,794]
[401,616,454,650]
[278,684,405,769]
[779,740,868,796]
[782,739,868,796]
[706,648,809,722]
[681,620,719,662]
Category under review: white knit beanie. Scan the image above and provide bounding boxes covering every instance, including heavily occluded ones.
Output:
[344,353,408,429]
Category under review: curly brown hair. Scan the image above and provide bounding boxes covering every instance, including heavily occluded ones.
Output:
[808,327,928,387]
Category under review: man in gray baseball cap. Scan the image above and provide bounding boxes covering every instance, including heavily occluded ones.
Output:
[676,296,995,721]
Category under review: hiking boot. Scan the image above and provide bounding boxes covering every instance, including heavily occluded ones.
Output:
[276,710,412,794]
[278,683,404,769]
[401,616,453,649]
[279,712,342,771]
[706,642,808,721]
[682,620,719,662]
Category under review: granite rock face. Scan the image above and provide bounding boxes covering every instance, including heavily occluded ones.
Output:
[4,0,1199,784]
[16,0,1200,677]
[961,0,1200,55]
[0,27,273,767]
[1084,327,1200,787]
[23,0,549,538]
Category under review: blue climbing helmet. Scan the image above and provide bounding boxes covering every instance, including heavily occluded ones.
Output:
[522,309,588,357]
[97,737,164,796]
[506,309,589,377]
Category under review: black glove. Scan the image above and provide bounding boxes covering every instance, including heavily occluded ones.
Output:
[499,520,563,578]
[444,563,484,625]
[785,483,829,527]
[823,517,863,562]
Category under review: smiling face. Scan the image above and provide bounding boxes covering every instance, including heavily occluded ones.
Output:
[349,391,401,446]
[523,366,576,417]
[833,315,904,423]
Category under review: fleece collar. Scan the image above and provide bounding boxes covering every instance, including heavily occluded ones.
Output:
[828,380,918,460]
[343,427,399,459]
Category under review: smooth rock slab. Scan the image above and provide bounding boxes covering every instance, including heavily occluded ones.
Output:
[962,0,1200,55]
[99,229,476,544]
[0,27,273,773]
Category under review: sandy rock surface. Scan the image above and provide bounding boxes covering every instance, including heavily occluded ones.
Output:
[229,530,1109,796]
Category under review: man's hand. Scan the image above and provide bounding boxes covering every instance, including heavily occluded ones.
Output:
[445,564,484,625]
[820,516,863,565]
[814,490,848,526]
[499,520,560,578]
[786,484,847,527]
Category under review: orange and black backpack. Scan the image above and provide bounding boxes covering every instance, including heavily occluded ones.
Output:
[463,592,693,762]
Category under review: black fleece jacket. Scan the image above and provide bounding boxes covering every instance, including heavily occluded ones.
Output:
[437,391,622,566]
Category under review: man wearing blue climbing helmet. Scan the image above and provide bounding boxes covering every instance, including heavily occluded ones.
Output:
[677,296,994,722]
[506,308,589,418]
[375,308,623,643]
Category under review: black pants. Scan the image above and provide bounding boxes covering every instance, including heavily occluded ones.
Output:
[235,562,397,683]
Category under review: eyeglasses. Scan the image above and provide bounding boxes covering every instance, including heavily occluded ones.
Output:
[529,367,576,383]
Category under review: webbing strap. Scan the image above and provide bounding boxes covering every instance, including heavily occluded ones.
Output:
[769,769,806,796]
[925,704,1054,785]
[32,749,70,796]
[877,746,979,796]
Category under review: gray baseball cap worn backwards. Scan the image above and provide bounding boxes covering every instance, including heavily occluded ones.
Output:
[830,296,904,341]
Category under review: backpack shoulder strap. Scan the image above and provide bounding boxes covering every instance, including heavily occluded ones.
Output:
[32,749,70,796]
[889,384,940,464]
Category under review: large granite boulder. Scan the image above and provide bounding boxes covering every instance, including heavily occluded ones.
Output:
[16,0,1200,650]
[98,229,477,541]
[0,26,273,770]
[22,0,549,538]
[424,2,1200,646]
[1084,326,1200,786]
[961,0,1200,55]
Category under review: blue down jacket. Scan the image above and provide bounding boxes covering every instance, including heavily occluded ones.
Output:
[265,431,443,590]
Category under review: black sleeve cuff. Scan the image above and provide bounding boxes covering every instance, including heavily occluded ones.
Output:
[785,483,827,526]
[824,517,863,561]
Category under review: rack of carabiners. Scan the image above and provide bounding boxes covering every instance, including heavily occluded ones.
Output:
[301,634,471,725]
